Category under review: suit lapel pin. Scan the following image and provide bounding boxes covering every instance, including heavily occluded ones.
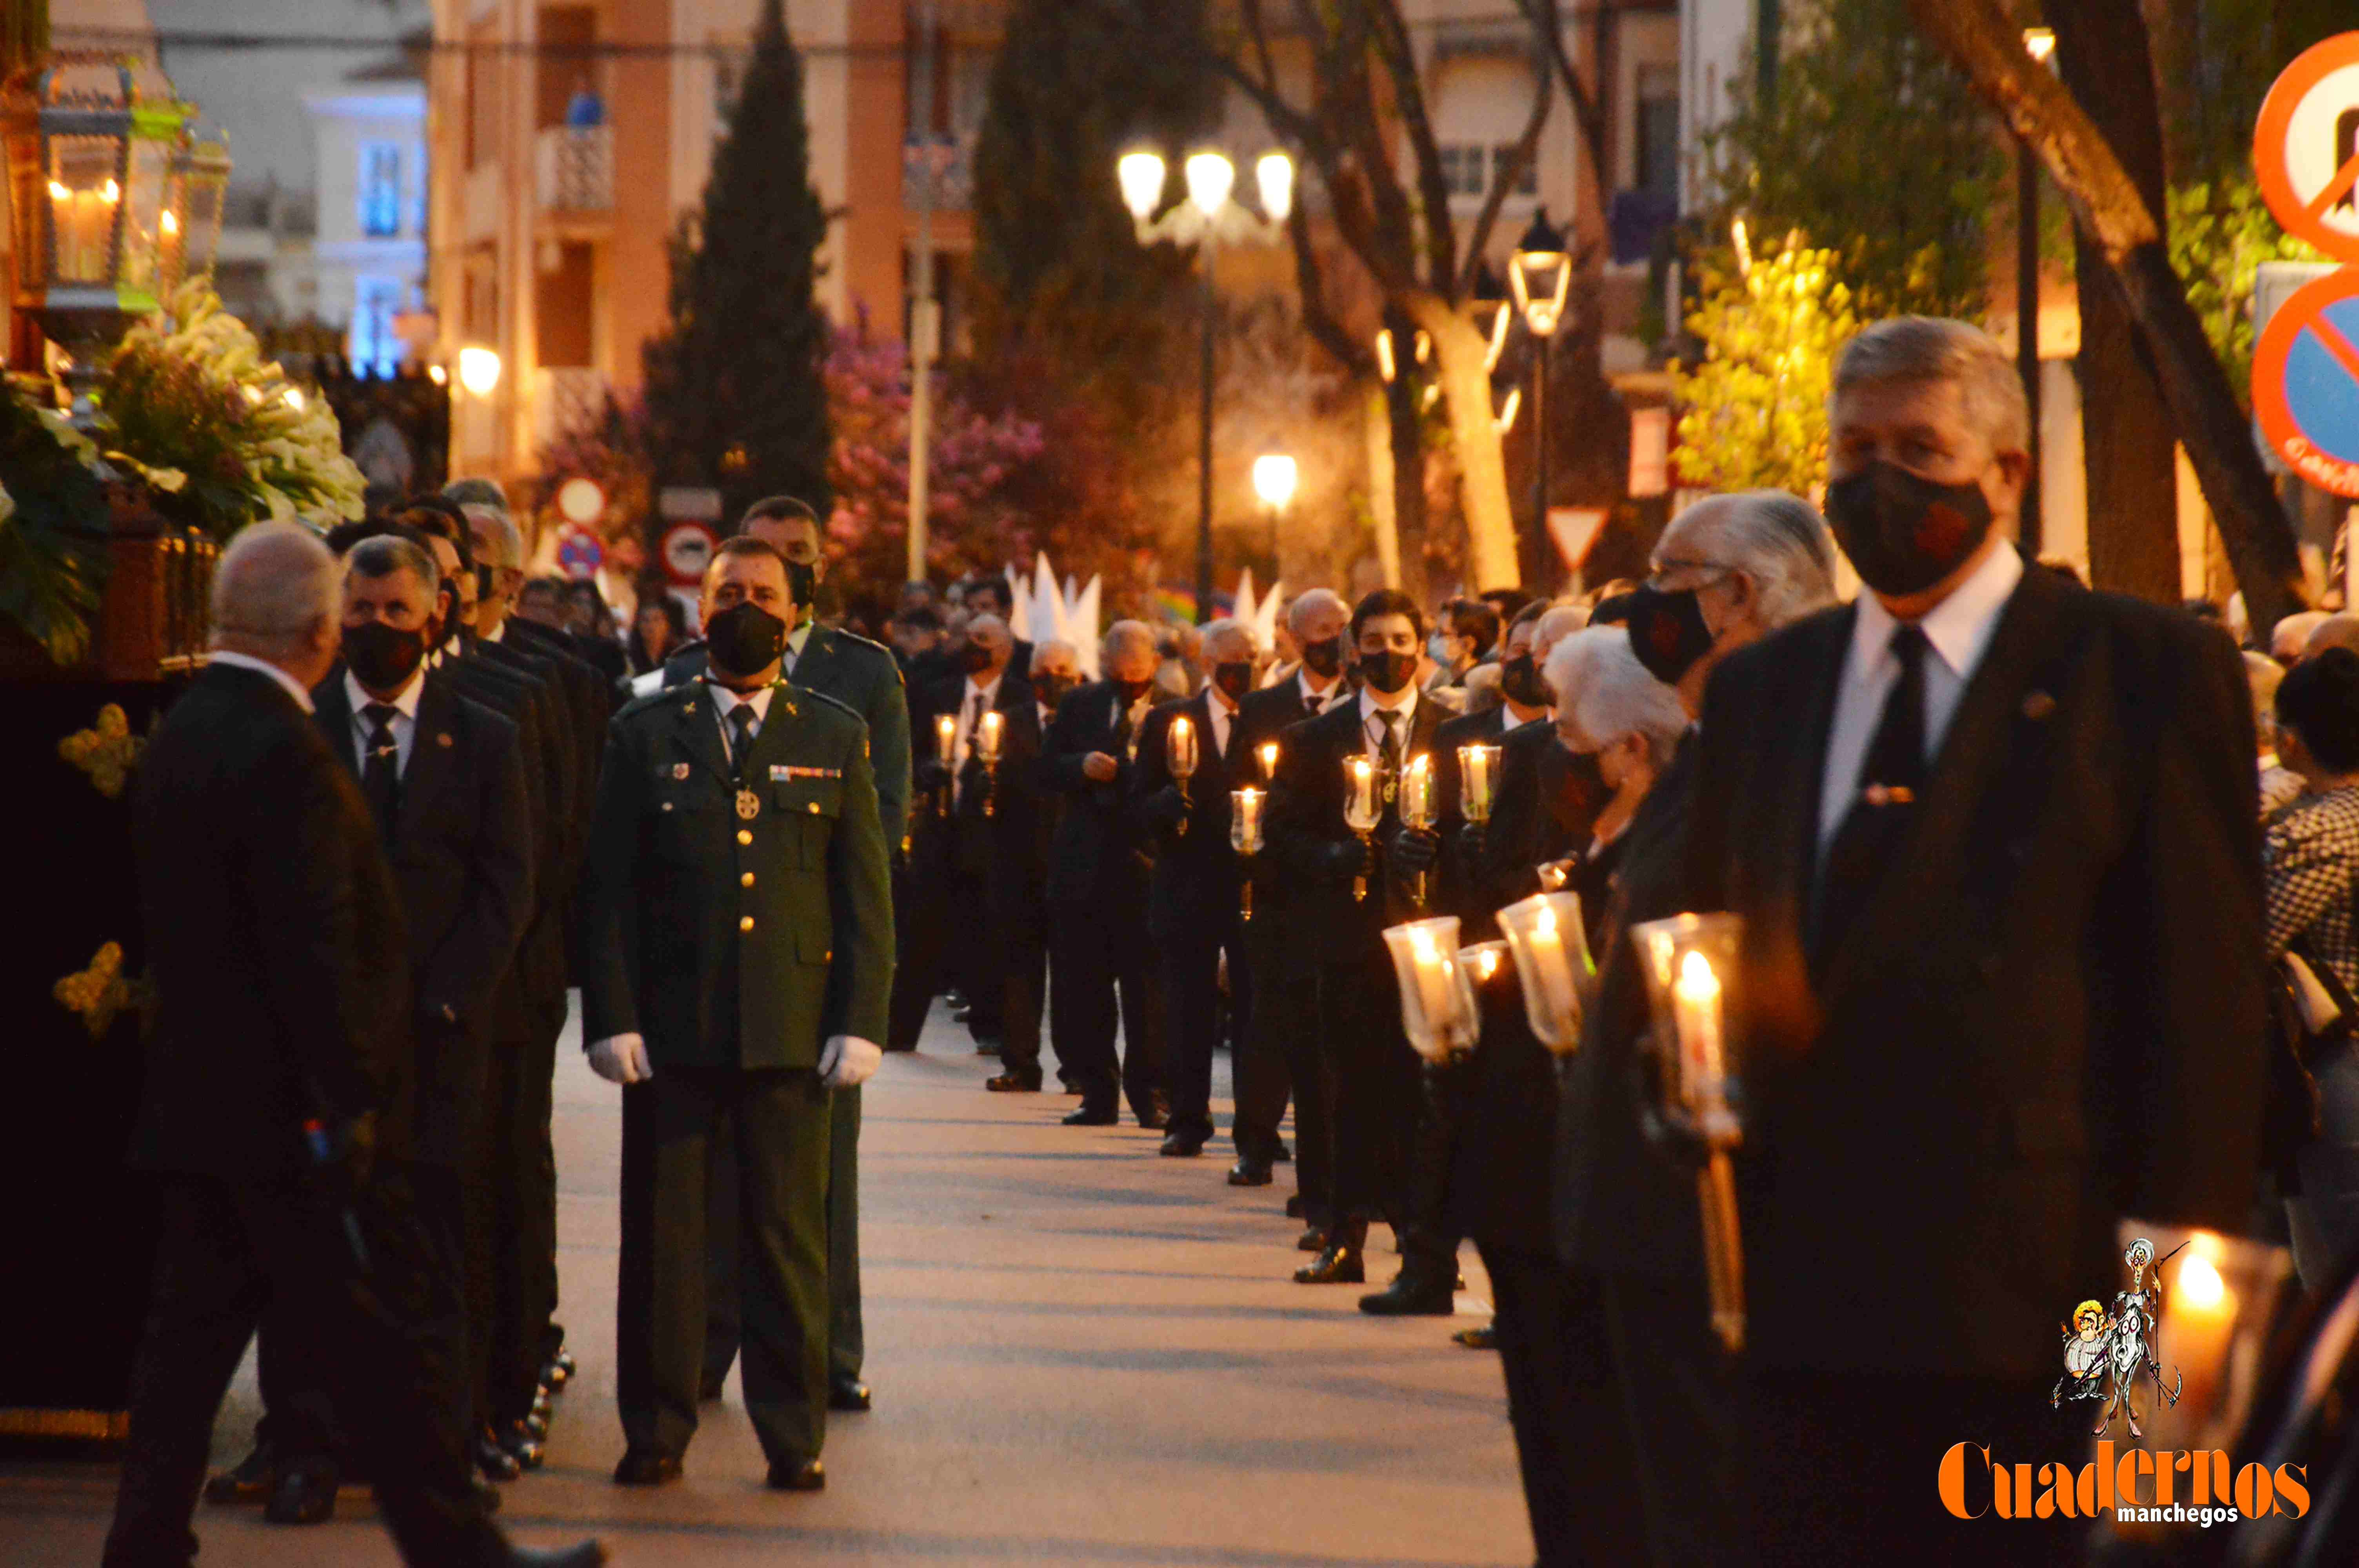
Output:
[2021,691,2057,721]
[672,762,691,779]
[436,731,453,749]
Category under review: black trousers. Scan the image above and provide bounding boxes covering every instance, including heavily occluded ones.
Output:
[1231,918,1292,1160]
[1317,955,1420,1227]
[993,875,1052,1085]
[483,1009,558,1427]
[1157,902,1249,1145]
[1257,962,1327,1221]
[1596,1271,1747,1567]
[1049,895,1166,1122]
[620,1065,831,1468]
[703,1082,864,1393]
[102,1171,503,1568]
[1473,1246,1647,1568]
[1394,1064,1466,1281]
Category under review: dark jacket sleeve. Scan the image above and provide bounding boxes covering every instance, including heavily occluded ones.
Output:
[414,712,535,1029]
[1129,706,1187,836]
[1040,691,1098,795]
[870,662,914,848]
[824,717,897,1045]
[575,714,646,1044]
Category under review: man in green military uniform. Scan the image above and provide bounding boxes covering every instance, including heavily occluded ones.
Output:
[669,496,912,1414]
[578,536,892,1493]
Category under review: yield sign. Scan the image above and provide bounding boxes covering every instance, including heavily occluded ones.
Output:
[2254,269,2359,497]
[2256,32,2359,261]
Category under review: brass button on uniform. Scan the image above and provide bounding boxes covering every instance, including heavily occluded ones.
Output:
[739,915,755,932]
[807,802,820,815]
[736,829,753,846]
[661,802,673,812]
[741,871,755,887]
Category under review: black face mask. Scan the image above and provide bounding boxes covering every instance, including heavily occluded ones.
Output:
[784,559,818,617]
[705,600,787,678]
[1301,635,1345,679]
[1359,648,1418,697]
[1034,673,1076,709]
[1501,653,1550,709]
[1112,674,1156,704]
[1554,745,1610,823]
[1825,460,1996,598]
[1211,660,1255,701]
[1623,585,1715,686]
[343,619,428,693]
[960,640,995,675]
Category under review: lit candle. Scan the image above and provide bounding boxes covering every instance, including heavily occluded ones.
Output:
[1229,787,1264,853]
[978,709,1003,763]
[1399,753,1434,829]
[1344,756,1379,833]
[1169,713,1197,778]
[1258,740,1279,780]
[1527,898,1575,1027]
[1460,743,1500,823]
[1405,923,1458,1036]
[934,712,956,767]
[2165,1245,2236,1425]
[1672,950,1726,1107]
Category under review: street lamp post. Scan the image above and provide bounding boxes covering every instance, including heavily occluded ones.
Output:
[2017,27,2055,558]
[1509,209,1570,548]
[1119,147,1293,623]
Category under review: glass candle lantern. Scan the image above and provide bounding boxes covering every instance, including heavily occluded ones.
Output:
[933,713,956,817]
[1169,713,1197,833]
[1343,755,1380,902]
[1230,786,1264,920]
[1497,892,1592,1054]
[1459,743,1501,825]
[977,709,1004,816]
[1383,916,1480,1062]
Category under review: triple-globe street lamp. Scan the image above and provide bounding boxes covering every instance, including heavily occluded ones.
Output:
[1508,208,1571,540]
[1118,146,1294,622]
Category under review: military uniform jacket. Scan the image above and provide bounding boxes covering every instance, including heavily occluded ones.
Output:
[578,678,894,1070]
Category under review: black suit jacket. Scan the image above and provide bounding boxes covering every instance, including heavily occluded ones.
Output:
[1265,694,1447,967]
[1041,680,1154,907]
[130,663,413,1178]
[1132,691,1249,938]
[913,672,1042,880]
[1685,563,2267,1377]
[314,671,534,1167]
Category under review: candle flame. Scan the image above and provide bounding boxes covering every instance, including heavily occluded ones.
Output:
[161,209,179,236]
[936,715,955,737]
[1534,901,1557,940]
[1174,716,1189,735]
[48,180,70,201]
[2178,1253,2227,1312]
[102,179,120,203]
[1470,947,1499,980]
[1408,925,1439,962]
[1674,950,1721,1005]
[1260,741,1278,769]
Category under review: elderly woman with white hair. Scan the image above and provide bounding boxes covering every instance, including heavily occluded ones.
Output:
[1543,626,1690,933]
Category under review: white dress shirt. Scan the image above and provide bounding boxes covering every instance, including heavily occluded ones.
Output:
[707,679,775,764]
[1206,687,1239,759]
[208,649,315,713]
[1816,543,2024,856]
[1499,704,1537,734]
[783,619,814,676]
[344,667,425,777]
[1296,668,1347,716]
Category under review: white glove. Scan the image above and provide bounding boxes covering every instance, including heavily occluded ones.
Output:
[818,1034,882,1090]
[588,1033,654,1084]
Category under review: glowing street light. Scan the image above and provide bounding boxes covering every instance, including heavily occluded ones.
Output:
[1184,149,1236,219]
[1509,207,1572,533]
[457,345,503,397]
[557,476,606,525]
[1251,453,1298,512]
[1117,149,1167,222]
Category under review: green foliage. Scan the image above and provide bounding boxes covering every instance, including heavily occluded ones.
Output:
[1697,0,2001,320]
[0,380,111,665]
[969,0,1209,418]
[2168,177,2326,406]
[640,0,832,522]
[1671,235,1857,496]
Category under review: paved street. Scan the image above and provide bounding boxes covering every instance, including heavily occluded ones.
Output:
[2,999,1529,1566]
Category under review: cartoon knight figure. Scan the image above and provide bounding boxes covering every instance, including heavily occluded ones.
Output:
[2099,1238,2183,1438]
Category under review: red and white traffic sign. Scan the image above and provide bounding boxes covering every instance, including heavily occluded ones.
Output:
[2253,268,2359,497]
[2256,32,2359,263]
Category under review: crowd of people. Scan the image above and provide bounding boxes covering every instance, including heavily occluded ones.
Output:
[102,308,2359,1568]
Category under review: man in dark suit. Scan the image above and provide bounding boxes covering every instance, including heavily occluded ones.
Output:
[1132,620,1259,1157]
[962,574,1035,683]
[105,521,598,1568]
[1002,639,1080,1091]
[236,533,536,1523]
[1712,322,2261,1561]
[1267,590,1445,1285]
[1230,591,1354,1197]
[1041,621,1169,1127]
[578,537,893,1493]
[693,496,912,1415]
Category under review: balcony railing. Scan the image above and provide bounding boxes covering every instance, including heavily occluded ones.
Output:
[538,125,613,214]
[901,134,974,212]
[533,366,607,447]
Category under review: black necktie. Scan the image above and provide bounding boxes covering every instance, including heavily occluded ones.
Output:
[1304,690,1323,721]
[727,704,757,781]
[1815,624,1930,965]
[1374,708,1401,774]
[360,702,401,843]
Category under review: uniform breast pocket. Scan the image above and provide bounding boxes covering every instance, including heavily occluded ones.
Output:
[774,777,843,867]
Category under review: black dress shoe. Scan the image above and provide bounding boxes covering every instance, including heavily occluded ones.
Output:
[1063,1104,1118,1126]
[829,1377,872,1412]
[1285,1194,1306,1219]
[1159,1132,1205,1157]
[985,1072,1040,1092]
[1358,1271,1459,1316]
[766,1457,826,1492]
[264,1460,339,1526]
[533,1385,554,1418]
[1453,1321,1500,1350]
[497,1420,546,1471]
[518,1411,549,1441]
[1296,1224,1329,1252]
[508,1542,608,1567]
[1294,1238,1366,1285]
[472,1474,503,1514]
[475,1432,522,1482]
[1272,1142,1292,1162]
[612,1448,682,1486]
[1135,1109,1169,1131]
[540,1356,570,1392]
[205,1445,276,1504]
[1228,1156,1273,1186]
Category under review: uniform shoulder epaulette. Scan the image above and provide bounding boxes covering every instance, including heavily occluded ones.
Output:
[794,685,864,725]
[613,681,698,724]
[827,626,894,661]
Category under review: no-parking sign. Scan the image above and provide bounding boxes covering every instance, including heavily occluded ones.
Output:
[2253,269,2359,497]
[2256,33,2359,262]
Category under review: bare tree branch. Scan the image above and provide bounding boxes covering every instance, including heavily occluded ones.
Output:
[1458,45,1553,299]
[1365,0,1459,293]
[1509,0,1607,180]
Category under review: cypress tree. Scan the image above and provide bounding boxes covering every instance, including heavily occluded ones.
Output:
[642,0,830,520]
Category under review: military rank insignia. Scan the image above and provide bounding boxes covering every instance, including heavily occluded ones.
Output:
[736,789,761,820]
[673,762,691,779]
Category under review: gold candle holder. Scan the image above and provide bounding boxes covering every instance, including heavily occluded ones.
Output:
[1344,756,1380,903]
[1169,713,1198,834]
[1231,786,1264,921]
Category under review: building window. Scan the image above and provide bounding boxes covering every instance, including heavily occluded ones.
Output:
[1439,142,1538,200]
[360,143,403,237]
[351,276,407,376]
[1490,143,1540,197]
[1635,64,1681,204]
